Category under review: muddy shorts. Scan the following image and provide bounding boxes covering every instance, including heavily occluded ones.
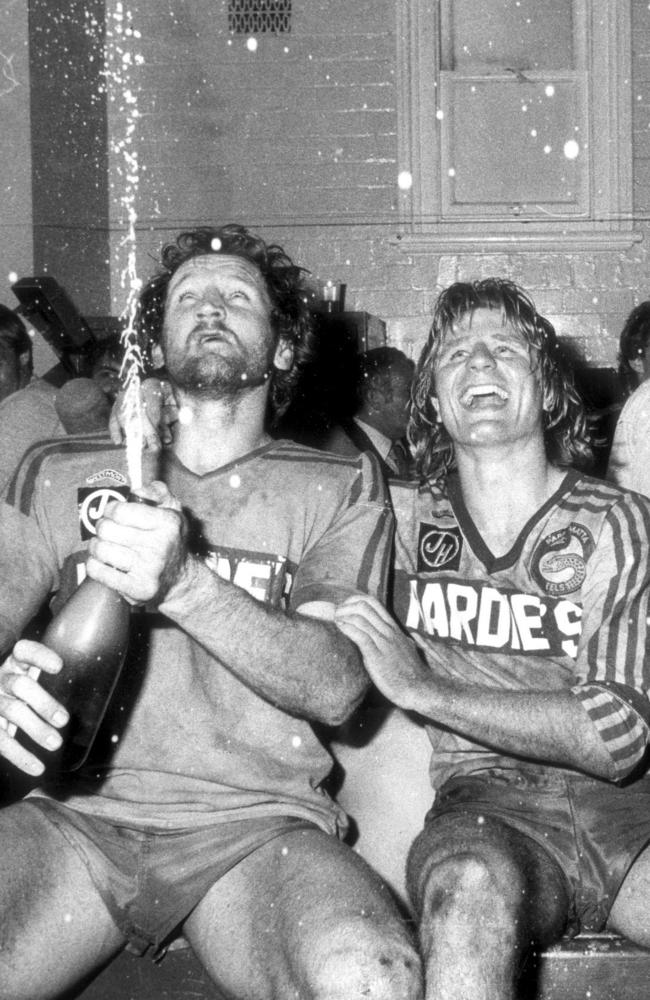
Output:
[24,797,315,955]
[409,765,650,933]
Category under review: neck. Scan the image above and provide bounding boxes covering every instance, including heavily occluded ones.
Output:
[454,441,565,554]
[171,384,271,474]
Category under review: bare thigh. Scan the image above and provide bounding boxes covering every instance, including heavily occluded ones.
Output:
[183,825,422,1000]
[609,842,650,946]
[0,802,125,1000]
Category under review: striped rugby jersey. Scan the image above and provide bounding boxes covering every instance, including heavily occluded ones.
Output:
[389,469,650,787]
[1,435,392,833]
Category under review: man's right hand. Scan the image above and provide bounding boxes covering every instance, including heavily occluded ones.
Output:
[0,639,69,775]
[109,377,178,451]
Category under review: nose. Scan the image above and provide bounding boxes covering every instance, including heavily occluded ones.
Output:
[197,291,226,318]
[468,341,495,369]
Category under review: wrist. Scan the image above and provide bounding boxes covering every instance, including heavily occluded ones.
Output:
[157,553,207,616]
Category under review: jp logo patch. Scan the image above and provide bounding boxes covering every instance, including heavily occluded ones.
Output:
[417,523,462,572]
[78,486,129,539]
[531,522,594,596]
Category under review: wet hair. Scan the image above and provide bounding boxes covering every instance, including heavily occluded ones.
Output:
[136,224,315,421]
[409,278,593,483]
[617,301,650,398]
[0,304,32,374]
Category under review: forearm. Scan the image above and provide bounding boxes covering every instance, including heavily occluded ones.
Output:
[159,556,369,724]
[402,676,617,780]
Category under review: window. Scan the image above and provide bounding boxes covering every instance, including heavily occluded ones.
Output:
[396,0,639,251]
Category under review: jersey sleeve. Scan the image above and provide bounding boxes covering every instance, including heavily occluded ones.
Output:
[289,451,394,610]
[572,492,650,776]
[571,683,649,780]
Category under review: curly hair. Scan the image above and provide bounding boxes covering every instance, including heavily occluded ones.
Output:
[137,224,316,422]
[617,301,650,399]
[409,278,593,483]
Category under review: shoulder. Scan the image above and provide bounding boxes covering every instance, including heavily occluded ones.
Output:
[389,475,450,511]
[568,470,650,541]
[6,434,127,513]
[0,379,60,435]
[612,383,650,441]
[264,438,386,500]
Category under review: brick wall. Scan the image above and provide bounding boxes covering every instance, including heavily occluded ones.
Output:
[5,1,650,368]
[0,1,32,307]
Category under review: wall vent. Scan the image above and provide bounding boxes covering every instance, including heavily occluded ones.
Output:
[228,0,291,34]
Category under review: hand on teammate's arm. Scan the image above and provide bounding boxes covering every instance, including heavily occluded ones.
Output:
[333,593,618,782]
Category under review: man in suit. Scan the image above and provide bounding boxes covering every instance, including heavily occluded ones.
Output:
[325,346,415,478]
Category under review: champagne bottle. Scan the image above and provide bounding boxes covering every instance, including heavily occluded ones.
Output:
[36,491,152,772]
[39,575,131,771]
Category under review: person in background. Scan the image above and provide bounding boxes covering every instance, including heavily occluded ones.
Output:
[325,346,415,478]
[0,224,421,1000]
[607,301,650,494]
[335,278,650,1000]
[0,334,123,497]
[0,304,33,404]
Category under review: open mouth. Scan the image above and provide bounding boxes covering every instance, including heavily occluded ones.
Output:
[461,383,509,408]
[195,325,232,346]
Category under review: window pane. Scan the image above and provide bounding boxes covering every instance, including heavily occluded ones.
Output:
[445,0,574,71]
[441,76,586,216]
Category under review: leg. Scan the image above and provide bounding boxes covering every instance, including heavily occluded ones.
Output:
[406,813,570,1000]
[608,843,650,946]
[183,825,423,1000]
[0,802,125,1000]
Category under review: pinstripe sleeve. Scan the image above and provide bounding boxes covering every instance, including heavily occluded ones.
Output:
[580,493,650,691]
[574,491,650,777]
[571,683,649,780]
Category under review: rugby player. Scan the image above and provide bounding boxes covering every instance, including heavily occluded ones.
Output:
[335,278,650,999]
[0,225,421,1000]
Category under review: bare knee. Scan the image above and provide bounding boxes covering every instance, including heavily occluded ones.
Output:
[302,916,423,1000]
[417,850,525,936]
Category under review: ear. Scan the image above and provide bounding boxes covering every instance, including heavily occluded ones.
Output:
[150,343,165,369]
[630,357,645,376]
[273,338,293,372]
[431,395,441,422]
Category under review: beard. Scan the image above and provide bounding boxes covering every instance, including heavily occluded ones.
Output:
[167,330,275,399]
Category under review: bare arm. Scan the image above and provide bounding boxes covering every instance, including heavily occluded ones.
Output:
[334,594,617,781]
[87,483,369,725]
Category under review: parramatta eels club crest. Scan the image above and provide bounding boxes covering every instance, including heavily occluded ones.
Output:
[531,522,594,597]
[417,522,463,572]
